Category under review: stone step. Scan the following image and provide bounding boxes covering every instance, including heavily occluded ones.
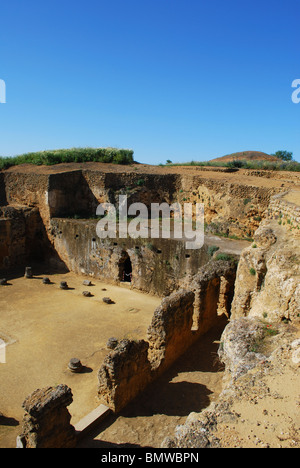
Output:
[75,404,111,440]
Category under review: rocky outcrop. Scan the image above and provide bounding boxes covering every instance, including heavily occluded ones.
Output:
[231,221,300,322]
[50,218,211,297]
[218,318,270,384]
[191,260,237,333]
[267,191,300,231]
[98,339,152,413]
[0,205,53,271]
[98,261,238,413]
[17,385,77,448]
[147,290,195,372]
[163,317,300,449]
[97,290,196,413]
[1,165,285,257]
[162,195,300,449]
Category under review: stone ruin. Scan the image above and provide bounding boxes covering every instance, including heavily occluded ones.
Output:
[16,258,237,446]
[97,260,237,413]
[1,165,297,448]
[17,385,77,449]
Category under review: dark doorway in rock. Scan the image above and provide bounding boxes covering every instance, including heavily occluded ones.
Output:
[119,252,132,283]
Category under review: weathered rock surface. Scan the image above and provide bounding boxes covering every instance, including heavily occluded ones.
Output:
[163,317,300,449]
[147,289,195,371]
[218,318,267,383]
[98,339,152,413]
[231,221,300,322]
[97,263,239,415]
[68,358,83,373]
[18,385,77,448]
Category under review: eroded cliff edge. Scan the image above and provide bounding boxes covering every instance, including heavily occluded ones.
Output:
[1,164,299,448]
[162,317,300,448]
[163,202,300,449]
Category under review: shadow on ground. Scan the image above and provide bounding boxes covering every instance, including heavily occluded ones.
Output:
[78,318,227,448]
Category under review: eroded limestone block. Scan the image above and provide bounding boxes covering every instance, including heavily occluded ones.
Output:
[106,337,119,349]
[218,318,267,383]
[253,226,277,248]
[147,290,195,372]
[98,339,152,413]
[18,385,77,448]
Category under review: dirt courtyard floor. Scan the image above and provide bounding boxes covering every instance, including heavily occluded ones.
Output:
[0,269,227,449]
[0,271,161,448]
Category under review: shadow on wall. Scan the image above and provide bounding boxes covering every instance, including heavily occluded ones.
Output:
[0,173,7,206]
[26,209,68,270]
[117,320,226,419]
[97,260,237,414]
[48,171,100,218]
[0,206,69,277]
[17,261,236,448]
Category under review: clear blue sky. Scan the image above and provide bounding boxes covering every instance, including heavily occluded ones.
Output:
[1,0,300,163]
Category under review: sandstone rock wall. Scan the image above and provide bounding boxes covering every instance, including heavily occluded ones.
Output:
[0,206,52,271]
[267,191,300,231]
[98,290,196,413]
[50,218,211,296]
[17,385,77,449]
[191,260,237,333]
[1,168,282,253]
[179,175,279,238]
[98,340,152,413]
[98,260,237,413]
[3,172,50,227]
[231,220,300,323]
[147,290,195,372]
[83,170,180,208]
[163,317,300,449]
[48,171,100,218]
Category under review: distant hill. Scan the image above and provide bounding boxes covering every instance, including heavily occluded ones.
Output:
[210,151,281,163]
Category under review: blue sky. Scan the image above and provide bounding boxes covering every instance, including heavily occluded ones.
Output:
[0,0,299,163]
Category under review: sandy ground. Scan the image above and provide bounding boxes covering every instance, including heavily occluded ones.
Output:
[0,270,228,450]
[0,272,161,448]
[213,324,300,448]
